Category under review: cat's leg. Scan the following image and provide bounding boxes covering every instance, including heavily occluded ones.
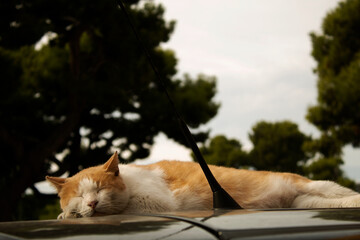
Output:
[304,181,358,198]
[292,180,360,208]
[122,194,178,213]
[292,194,360,208]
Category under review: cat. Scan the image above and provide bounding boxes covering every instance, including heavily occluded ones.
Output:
[46,152,360,219]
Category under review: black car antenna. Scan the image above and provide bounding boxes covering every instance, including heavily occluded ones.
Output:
[117,0,242,210]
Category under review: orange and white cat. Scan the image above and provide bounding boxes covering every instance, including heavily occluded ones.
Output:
[46,152,360,219]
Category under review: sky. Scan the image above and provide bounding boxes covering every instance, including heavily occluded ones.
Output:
[38,0,360,193]
[137,0,360,182]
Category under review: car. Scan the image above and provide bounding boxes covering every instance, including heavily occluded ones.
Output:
[0,208,360,240]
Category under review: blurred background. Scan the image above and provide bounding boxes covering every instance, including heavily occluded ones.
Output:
[1,0,359,221]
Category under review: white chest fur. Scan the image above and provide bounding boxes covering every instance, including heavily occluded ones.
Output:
[119,165,178,213]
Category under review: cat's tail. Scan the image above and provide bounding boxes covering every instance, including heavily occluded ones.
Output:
[292,180,360,208]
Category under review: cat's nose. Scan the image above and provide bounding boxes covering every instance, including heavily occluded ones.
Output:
[88,200,98,209]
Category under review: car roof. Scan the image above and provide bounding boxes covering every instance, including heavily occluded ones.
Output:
[0,208,360,240]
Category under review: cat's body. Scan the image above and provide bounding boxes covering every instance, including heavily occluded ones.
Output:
[46,152,360,219]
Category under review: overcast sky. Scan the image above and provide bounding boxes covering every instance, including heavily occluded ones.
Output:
[38,0,360,193]
[138,0,360,182]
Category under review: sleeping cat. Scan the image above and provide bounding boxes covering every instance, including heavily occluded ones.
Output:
[46,152,360,219]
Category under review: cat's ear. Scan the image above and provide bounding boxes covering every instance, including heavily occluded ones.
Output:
[103,151,120,176]
[46,176,66,192]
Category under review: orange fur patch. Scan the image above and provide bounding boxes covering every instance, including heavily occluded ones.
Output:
[139,160,311,208]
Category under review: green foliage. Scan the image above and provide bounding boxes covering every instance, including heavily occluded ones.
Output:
[305,0,360,189]
[304,157,344,181]
[173,74,220,129]
[194,135,248,168]
[16,195,61,221]
[249,121,309,173]
[0,0,219,220]
[199,119,356,190]
[307,0,360,147]
[198,120,311,174]
[303,157,355,189]
[302,133,342,158]
[38,201,62,220]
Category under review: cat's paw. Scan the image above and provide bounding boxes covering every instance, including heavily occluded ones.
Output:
[342,196,360,208]
[57,211,83,219]
[57,212,65,219]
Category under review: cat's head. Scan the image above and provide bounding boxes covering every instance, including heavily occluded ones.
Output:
[46,152,129,219]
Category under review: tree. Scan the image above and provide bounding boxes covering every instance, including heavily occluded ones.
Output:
[0,0,219,221]
[193,135,249,168]
[248,121,309,173]
[304,0,360,188]
[195,122,309,173]
[301,123,356,188]
[307,0,360,147]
